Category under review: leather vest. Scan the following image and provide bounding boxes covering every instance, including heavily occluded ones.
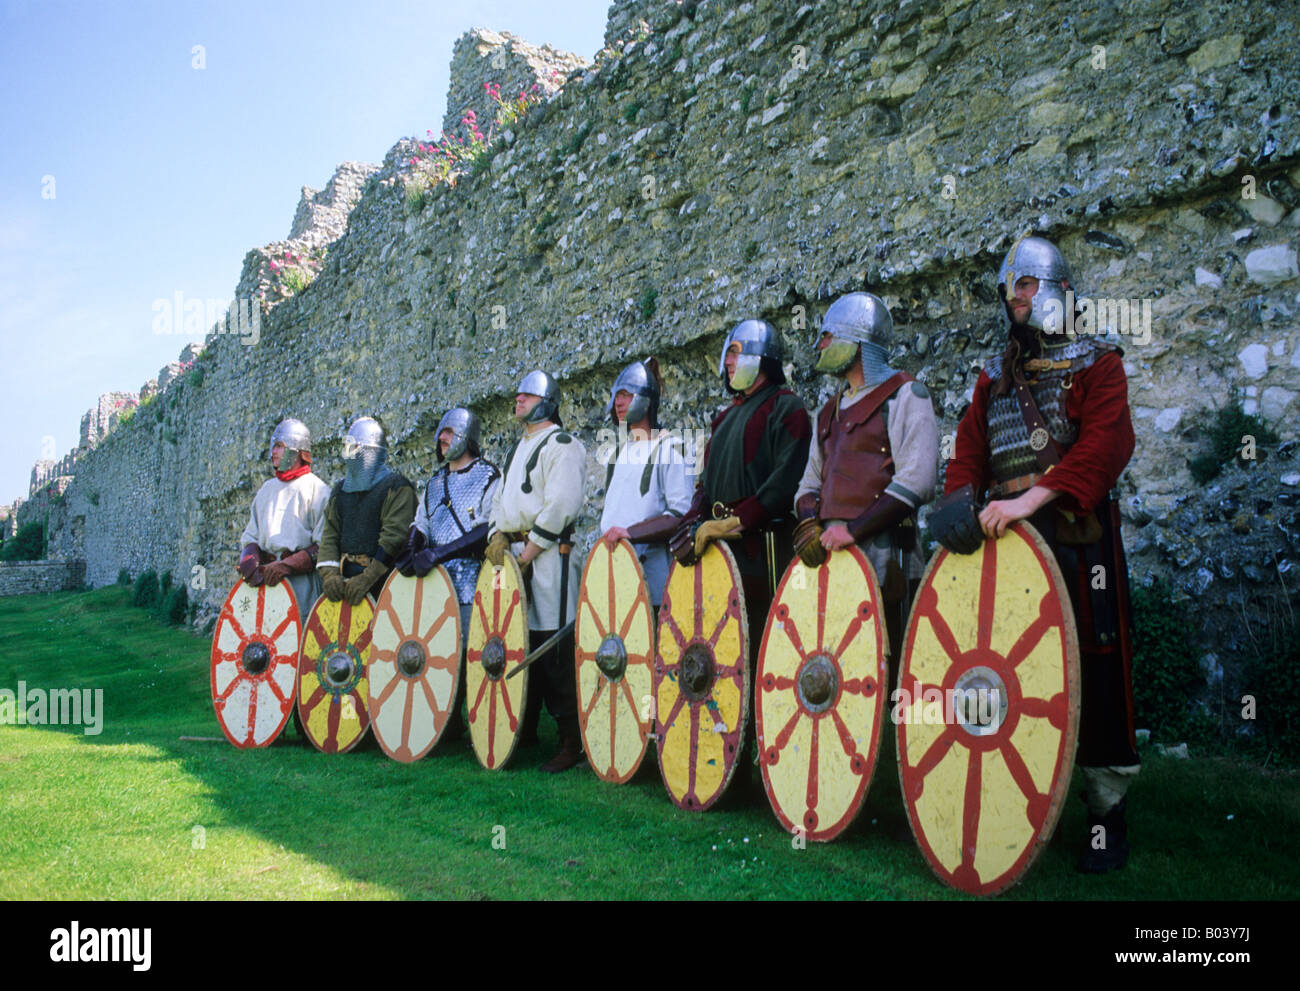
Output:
[816,372,912,521]
[332,471,412,556]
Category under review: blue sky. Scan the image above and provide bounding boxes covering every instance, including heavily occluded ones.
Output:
[0,0,610,505]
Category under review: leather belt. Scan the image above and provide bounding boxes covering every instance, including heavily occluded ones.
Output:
[990,471,1044,498]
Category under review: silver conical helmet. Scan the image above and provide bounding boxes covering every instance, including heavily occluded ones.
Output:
[606,360,660,425]
[997,235,1074,335]
[717,319,782,391]
[436,407,481,461]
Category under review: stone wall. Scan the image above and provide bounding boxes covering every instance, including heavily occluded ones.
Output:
[0,560,86,597]
[39,0,1300,692]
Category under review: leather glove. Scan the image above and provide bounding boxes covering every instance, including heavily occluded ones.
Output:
[319,566,345,601]
[793,516,827,568]
[262,561,291,586]
[238,543,265,586]
[670,520,698,566]
[344,559,388,605]
[394,527,425,577]
[929,484,984,555]
[694,516,741,559]
[485,531,511,567]
[411,548,439,577]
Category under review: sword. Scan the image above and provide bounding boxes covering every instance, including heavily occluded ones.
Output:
[505,620,576,680]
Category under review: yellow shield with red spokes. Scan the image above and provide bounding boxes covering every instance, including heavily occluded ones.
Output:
[298,595,374,753]
[757,546,887,841]
[465,556,529,770]
[575,538,655,783]
[898,522,1080,896]
[654,541,749,811]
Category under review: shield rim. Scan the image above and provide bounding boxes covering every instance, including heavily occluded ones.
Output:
[575,538,655,783]
[756,545,887,841]
[210,579,302,748]
[368,566,462,763]
[297,593,376,754]
[897,520,1081,896]
[465,554,529,771]
[654,540,750,812]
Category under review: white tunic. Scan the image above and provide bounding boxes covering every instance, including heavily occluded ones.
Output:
[599,433,694,606]
[239,472,331,621]
[490,425,587,630]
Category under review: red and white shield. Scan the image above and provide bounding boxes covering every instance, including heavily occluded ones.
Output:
[210,580,302,748]
[369,567,462,762]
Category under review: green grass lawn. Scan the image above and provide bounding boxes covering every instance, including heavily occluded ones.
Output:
[1,587,1296,900]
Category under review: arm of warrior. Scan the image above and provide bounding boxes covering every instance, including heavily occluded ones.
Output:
[374,484,419,565]
[885,387,941,511]
[944,371,994,498]
[1034,351,1135,517]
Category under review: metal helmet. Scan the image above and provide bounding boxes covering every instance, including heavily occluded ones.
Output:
[814,293,893,375]
[269,417,310,469]
[341,416,389,492]
[997,235,1074,335]
[606,360,660,426]
[436,407,481,462]
[718,319,782,392]
[517,369,560,424]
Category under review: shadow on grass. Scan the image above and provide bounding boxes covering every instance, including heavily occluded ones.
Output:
[2,589,1297,899]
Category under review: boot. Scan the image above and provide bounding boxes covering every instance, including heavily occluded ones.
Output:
[1077,797,1129,873]
[541,730,585,774]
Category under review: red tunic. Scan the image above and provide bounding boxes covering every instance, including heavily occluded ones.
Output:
[945,350,1135,516]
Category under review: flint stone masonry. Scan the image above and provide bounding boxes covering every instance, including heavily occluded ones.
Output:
[442,28,588,140]
[36,0,1300,696]
[0,560,86,597]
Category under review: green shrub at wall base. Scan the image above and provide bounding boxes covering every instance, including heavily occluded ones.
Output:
[1130,578,1204,740]
[0,521,45,562]
[162,584,189,626]
[116,568,132,586]
[132,569,160,609]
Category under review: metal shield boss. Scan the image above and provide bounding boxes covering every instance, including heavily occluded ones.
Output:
[211,579,302,747]
[898,522,1080,896]
[465,555,529,770]
[298,595,375,753]
[575,539,655,783]
[655,541,749,810]
[369,568,462,762]
[757,546,887,841]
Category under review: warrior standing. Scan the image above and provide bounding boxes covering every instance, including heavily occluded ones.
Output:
[930,235,1140,873]
[484,371,588,773]
[792,293,940,653]
[396,407,501,739]
[672,320,812,657]
[598,358,693,608]
[238,418,331,622]
[316,417,417,606]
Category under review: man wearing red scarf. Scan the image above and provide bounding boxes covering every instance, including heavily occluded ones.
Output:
[238,418,331,622]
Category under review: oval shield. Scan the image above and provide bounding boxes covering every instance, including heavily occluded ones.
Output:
[211,579,302,747]
[897,521,1080,896]
[575,538,655,783]
[757,546,887,841]
[654,541,749,811]
[465,555,529,770]
[298,595,375,753]
[369,567,462,762]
